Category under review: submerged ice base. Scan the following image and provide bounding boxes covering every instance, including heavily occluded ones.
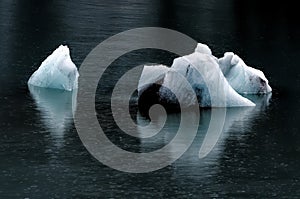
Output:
[28,45,79,91]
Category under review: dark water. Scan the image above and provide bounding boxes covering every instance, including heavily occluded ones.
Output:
[1,0,300,198]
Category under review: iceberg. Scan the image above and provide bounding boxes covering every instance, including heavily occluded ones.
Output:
[138,43,272,108]
[218,52,272,94]
[28,45,79,91]
[138,53,255,108]
[161,53,255,107]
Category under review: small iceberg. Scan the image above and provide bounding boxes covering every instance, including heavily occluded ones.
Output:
[28,45,79,91]
[138,43,272,108]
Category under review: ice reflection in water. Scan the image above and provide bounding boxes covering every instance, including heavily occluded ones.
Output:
[29,85,77,148]
[136,94,271,162]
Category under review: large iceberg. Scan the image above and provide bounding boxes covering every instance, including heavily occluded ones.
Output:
[138,43,272,108]
[138,53,255,108]
[28,45,79,91]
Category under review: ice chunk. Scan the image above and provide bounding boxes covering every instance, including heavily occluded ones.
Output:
[137,43,272,109]
[138,52,255,108]
[159,69,198,107]
[194,43,212,55]
[218,52,272,94]
[28,45,79,91]
[161,53,255,107]
[138,64,169,92]
[137,65,170,112]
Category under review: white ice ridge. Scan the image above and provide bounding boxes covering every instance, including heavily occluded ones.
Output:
[28,45,79,91]
[138,43,272,108]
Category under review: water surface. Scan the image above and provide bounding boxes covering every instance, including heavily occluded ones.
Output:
[1,0,300,198]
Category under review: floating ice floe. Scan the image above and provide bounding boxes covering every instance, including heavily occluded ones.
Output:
[28,45,79,91]
[138,43,272,108]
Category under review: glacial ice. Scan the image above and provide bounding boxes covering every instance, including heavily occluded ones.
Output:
[218,52,272,94]
[194,43,212,55]
[138,64,169,92]
[28,45,79,91]
[138,43,272,108]
[159,53,255,107]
